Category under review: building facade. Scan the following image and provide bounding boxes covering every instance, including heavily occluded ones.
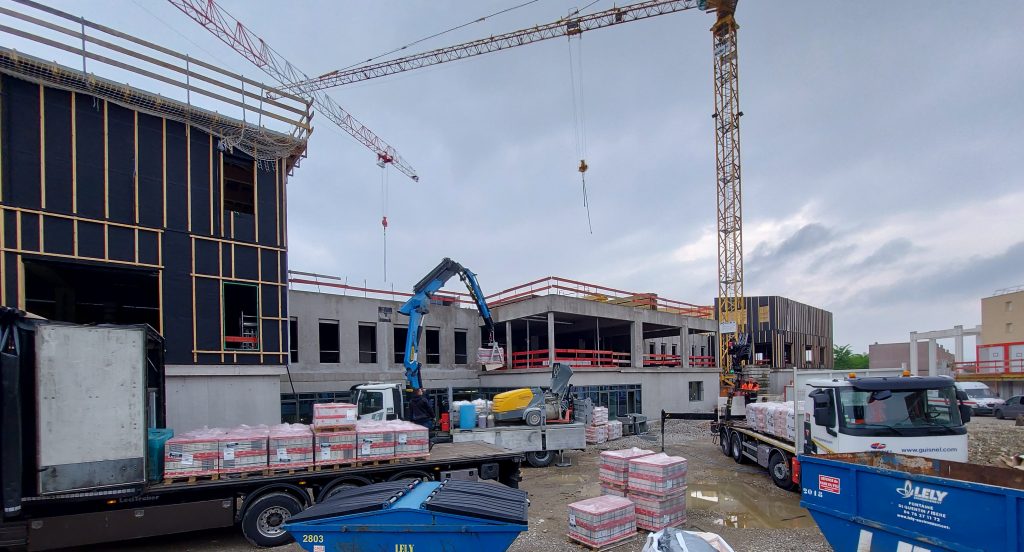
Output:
[718,296,834,369]
[0,23,311,433]
[958,288,1024,398]
[869,341,955,376]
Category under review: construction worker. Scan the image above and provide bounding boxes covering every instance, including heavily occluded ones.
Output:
[410,389,435,431]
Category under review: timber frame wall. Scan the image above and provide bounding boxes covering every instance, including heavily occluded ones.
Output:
[0,72,293,366]
[716,295,834,369]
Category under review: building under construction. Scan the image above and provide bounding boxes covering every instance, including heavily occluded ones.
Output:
[0,6,311,431]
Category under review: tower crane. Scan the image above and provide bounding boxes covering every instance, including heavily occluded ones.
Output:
[168,0,419,181]
[270,0,747,392]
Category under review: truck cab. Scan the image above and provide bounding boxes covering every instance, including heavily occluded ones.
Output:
[352,383,406,421]
[804,375,970,462]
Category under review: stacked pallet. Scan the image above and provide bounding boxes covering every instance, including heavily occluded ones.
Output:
[592,406,609,425]
[627,453,688,531]
[315,429,357,465]
[356,420,396,460]
[567,495,636,549]
[587,406,611,444]
[608,420,623,440]
[312,402,357,431]
[269,423,314,471]
[745,402,797,441]
[219,425,270,476]
[392,421,429,459]
[164,427,223,479]
[599,447,654,497]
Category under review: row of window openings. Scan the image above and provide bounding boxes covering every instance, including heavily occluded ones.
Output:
[290,319,468,364]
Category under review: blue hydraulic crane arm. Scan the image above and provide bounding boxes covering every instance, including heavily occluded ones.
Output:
[398,258,496,390]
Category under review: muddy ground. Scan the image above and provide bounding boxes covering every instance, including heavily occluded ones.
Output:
[65,417,1020,552]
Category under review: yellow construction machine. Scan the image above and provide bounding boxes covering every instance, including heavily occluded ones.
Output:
[492,363,575,426]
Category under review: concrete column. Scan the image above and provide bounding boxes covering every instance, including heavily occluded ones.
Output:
[954,325,964,363]
[378,322,389,372]
[505,321,512,368]
[631,321,643,368]
[680,324,690,369]
[928,339,938,377]
[547,312,556,368]
[909,332,918,375]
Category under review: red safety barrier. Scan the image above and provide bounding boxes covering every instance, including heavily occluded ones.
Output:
[954,359,1024,376]
[507,349,630,370]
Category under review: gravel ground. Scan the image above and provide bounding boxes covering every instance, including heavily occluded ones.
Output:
[62,417,1020,552]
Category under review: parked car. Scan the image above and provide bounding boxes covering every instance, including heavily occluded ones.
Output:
[994,395,1024,420]
[955,381,1004,416]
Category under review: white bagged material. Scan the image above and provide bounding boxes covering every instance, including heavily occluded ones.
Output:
[314,429,357,465]
[586,423,609,444]
[269,423,314,470]
[568,495,636,549]
[745,401,799,441]
[592,406,609,425]
[608,420,623,440]
[628,453,687,496]
[450,399,493,425]
[313,402,357,430]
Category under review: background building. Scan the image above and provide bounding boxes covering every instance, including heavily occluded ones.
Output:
[958,287,1024,398]
[869,341,955,375]
[0,22,311,432]
[718,296,834,369]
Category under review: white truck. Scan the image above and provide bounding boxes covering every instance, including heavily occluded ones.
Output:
[712,369,971,491]
[352,382,586,468]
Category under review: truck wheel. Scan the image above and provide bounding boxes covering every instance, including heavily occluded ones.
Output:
[769,451,795,491]
[995,409,1004,420]
[730,431,747,464]
[719,428,730,456]
[241,492,304,547]
[319,476,371,502]
[525,410,543,426]
[526,450,555,468]
[387,469,433,482]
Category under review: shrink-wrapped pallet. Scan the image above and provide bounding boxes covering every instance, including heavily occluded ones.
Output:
[219,425,269,475]
[269,423,314,470]
[586,423,609,444]
[389,420,429,459]
[601,481,628,497]
[567,495,636,549]
[355,420,395,460]
[628,453,687,496]
[164,427,224,478]
[631,491,687,531]
[314,429,357,465]
[608,419,623,440]
[592,406,609,425]
[599,447,655,486]
[312,402,357,431]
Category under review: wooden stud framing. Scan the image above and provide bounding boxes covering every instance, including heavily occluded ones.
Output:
[192,234,285,252]
[252,157,258,243]
[157,270,164,334]
[274,159,280,246]
[191,273,285,288]
[16,255,24,310]
[219,151,224,236]
[191,237,197,363]
[39,84,46,209]
[208,135,214,235]
[0,76,3,204]
[71,92,76,213]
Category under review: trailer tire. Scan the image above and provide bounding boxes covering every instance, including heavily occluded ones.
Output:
[387,469,433,482]
[719,428,730,456]
[730,431,747,464]
[319,476,372,502]
[769,451,796,491]
[526,450,555,468]
[241,492,304,547]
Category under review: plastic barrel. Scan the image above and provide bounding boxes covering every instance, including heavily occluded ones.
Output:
[477,415,487,428]
[459,404,477,429]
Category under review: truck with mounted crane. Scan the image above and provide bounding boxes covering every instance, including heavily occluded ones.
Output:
[351,258,586,468]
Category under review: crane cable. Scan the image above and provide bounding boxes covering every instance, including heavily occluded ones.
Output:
[380,161,390,282]
[568,32,592,234]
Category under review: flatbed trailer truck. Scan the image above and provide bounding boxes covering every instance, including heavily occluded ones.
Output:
[0,310,523,550]
[710,369,972,492]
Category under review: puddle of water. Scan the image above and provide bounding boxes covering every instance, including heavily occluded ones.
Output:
[686,482,815,529]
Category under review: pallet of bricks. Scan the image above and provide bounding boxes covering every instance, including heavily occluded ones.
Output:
[567,495,637,549]
[628,452,688,532]
[163,427,223,482]
[355,420,396,462]
[269,423,314,473]
[312,403,358,469]
[586,406,609,444]
[598,447,654,497]
[392,421,429,460]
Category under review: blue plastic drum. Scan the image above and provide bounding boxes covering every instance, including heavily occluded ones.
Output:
[459,404,477,429]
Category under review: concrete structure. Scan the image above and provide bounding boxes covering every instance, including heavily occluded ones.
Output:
[908,325,982,377]
[980,288,1024,345]
[869,341,955,376]
[0,12,311,432]
[285,277,721,417]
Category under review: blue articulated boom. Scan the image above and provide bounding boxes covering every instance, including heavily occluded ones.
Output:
[398,258,496,390]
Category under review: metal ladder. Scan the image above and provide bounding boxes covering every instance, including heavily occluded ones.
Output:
[240,313,258,350]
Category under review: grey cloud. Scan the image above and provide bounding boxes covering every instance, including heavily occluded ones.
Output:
[748,223,834,278]
[854,238,915,270]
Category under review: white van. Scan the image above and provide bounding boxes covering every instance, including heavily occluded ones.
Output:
[955,381,1004,416]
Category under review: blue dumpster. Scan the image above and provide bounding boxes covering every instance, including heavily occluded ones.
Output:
[285,479,529,552]
[800,452,1024,552]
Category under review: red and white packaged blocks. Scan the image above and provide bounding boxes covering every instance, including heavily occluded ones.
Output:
[312,402,357,431]
[355,420,395,460]
[314,429,357,465]
[607,419,623,440]
[269,423,314,470]
[628,453,687,496]
[599,447,655,486]
[631,490,687,531]
[567,495,636,548]
[218,425,269,475]
[389,421,429,459]
[164,427,223,478]
[592,406,609,425]
[586,423,609,444]
[601,482,628,497]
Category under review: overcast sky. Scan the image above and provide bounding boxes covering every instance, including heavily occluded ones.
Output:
[21,1,1024,356]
